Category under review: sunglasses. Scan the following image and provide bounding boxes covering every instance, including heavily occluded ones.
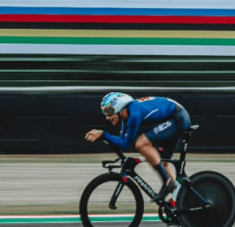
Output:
[102,107,115,116]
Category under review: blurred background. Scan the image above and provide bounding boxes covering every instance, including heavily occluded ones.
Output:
[0,0,235,154]
[0,0,235,218]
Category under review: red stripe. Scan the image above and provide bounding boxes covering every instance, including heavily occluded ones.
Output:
[170,199,177,208]
[1,15,235,24]
[135,158,142,164]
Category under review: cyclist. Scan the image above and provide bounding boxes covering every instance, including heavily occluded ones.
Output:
[85,92,191,201]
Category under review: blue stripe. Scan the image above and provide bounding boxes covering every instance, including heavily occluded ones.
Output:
[1,7,235,16]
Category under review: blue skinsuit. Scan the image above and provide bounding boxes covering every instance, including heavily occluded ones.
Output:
[102,97,177,150]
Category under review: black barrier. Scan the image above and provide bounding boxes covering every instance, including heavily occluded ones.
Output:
[0,88,234,154]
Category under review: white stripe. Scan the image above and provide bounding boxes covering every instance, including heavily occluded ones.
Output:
[1,86,235,93]
[144,109,159,120]
[171,180,182,201]
[167,98,183,108]
[137,157,147,162]
[0,0,235,8]
[115,184,123,196]
[1,44,235,56]
[0,215,79,219]
[0,214,159,219]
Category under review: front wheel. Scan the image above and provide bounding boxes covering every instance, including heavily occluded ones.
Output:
[79,172,144,227]
[176,171,235,227]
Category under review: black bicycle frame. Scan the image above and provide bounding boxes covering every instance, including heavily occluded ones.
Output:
[102,125,211,214]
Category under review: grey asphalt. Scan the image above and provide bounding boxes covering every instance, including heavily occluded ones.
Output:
[0,154,235,227]
[1,159,234,211]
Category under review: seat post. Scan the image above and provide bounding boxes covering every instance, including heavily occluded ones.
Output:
[180,132,191,161]
[180,125,199,161]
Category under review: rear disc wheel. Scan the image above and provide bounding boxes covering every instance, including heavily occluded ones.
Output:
[177,171,235,227]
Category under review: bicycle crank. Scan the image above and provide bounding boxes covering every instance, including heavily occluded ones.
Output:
[158,204,179,225]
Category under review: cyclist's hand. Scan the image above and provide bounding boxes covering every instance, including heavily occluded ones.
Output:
[85,129,103,143]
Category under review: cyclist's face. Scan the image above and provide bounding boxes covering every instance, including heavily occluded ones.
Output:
[106,114,120,125]
[120,108,128,121]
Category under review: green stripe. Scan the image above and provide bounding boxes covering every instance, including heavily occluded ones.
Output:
[0,218,81,224]
[0,37,235,45]
[0,216,160,224]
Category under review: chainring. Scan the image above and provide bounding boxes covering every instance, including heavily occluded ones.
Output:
[158,204,179,225]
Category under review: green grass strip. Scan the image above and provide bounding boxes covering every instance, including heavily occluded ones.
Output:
[0,216,160,224]
[0,37,235,46]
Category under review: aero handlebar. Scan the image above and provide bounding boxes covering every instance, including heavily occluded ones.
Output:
[101,140,126,159]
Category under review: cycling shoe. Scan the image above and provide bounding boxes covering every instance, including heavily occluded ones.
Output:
[154,180,176,201]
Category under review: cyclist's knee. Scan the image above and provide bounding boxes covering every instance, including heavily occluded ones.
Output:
[135,134,152,152]
[135,138,142,151]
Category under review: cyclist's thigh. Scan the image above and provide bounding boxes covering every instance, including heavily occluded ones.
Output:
[146,118,179,143]
[145,119,182,159]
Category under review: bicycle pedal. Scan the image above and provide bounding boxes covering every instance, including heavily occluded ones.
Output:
[150,198,164,203]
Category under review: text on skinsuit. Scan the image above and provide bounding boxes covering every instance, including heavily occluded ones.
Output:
[154,121,172,134]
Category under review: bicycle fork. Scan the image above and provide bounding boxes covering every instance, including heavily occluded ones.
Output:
[109,180,125,210]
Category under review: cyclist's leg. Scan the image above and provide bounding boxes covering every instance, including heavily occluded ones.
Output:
[135,134,161,166]
[163,162,175,182]
[136,119,179,200]
[136,105,191,200]
[135,119,179,165]
[135,135,173,192]
[160,135,184,182]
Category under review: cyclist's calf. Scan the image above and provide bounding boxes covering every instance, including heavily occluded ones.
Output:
[163,162,176,182]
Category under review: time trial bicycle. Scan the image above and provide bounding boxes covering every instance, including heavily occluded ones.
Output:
[79,125,235,227]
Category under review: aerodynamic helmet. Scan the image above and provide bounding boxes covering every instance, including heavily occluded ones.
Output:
[101,92,134,116]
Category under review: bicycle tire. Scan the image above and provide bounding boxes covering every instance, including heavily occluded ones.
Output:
[79,172,144,227]
[176,171,235,227]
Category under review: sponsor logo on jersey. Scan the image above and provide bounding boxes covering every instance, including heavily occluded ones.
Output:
[154,121,172,134]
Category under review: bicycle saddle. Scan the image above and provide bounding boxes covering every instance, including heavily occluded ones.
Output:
[185,125,199,133]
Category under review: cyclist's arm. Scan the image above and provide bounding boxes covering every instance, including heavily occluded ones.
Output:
[119,121,127,138]
[102,114,141,150]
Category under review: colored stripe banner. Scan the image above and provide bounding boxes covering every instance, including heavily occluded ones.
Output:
[0,0,234,9]
[0,214,161,224]
[1,44,235,55]
[1,7,235,16]
[0,29,235,39]
[0,37,234,45]
[0,23,233,31]
[1,15,235,24]
[1,29,235,38]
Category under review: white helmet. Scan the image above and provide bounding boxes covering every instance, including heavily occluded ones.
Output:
[101,92,134,116]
